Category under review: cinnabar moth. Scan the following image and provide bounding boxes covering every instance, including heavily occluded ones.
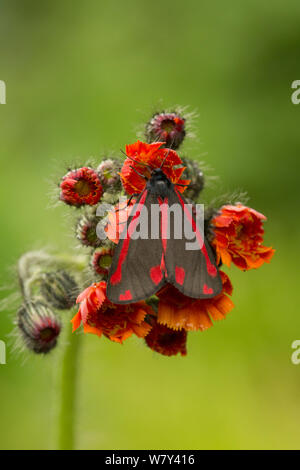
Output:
[107,161,222,304]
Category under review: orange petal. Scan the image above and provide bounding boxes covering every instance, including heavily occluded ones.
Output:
[157,301,179,329]
[176,178,191,193]
[108,329,133,343]
[128,308,143,325]
[179,304,213,331]
[220,248,232,267]
[213,295,235,317]
[219,270,233,295]
[207,303,226,321]
[71,311,82,332]
[83,323,102,337]
[131,321,152,338]
[76,285,93,303]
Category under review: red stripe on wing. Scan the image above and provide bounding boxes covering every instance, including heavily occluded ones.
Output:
[158,197,168,276]
[174,188,217,277]
[110,189,148,285]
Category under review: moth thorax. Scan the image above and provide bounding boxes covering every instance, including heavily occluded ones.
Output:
[157,180,168,195]
[148,178,171,197]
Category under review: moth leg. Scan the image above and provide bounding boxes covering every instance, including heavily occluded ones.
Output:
[115,193,140,214]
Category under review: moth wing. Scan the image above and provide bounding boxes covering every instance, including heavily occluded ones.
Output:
[163,187,222,299]
[107,190,166,304]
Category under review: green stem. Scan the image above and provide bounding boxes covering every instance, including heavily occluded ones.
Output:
[57,320,81,450]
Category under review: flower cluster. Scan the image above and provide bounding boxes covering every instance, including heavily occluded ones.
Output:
[211,204,275,270]
[71,281,152,343]
[14,109,274,357]
[14,251,81,354]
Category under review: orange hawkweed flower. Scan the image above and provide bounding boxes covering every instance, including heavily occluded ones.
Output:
[60,167,103,207]
[120,140,190,195]
[157,271,234,331]
[211,204,275,270]
[145,318,187,356]
[71,281,153,343]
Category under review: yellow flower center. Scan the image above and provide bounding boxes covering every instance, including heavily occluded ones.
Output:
[99,255,112,268]
[161,119,176,133]
[74,179,92,196]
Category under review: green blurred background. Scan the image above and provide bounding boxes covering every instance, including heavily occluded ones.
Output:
[0,0,300,450]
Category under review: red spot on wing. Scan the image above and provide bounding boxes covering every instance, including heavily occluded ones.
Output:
[119,290,132,301]
[207,265,217,277]
[150,265,163,285]
[175,266,185,285]
[203,284,213,295]
[110,190,148,285]
[175,188,218,278]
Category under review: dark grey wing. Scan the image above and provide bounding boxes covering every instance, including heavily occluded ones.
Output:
[163,187,222,299]
[107,190,167,304]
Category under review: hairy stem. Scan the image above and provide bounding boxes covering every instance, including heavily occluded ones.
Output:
[57,320,81,450]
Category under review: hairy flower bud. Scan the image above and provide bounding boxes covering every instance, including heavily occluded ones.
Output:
[60,167,103,207]
[145,112,186,149]
[17,301,61,354]
[91,246,114,277]
[97,159,122,192]
[76,212,101,247]
[181,157,204,200]
[40,270,78,310]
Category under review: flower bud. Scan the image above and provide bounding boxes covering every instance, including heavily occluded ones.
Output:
[181,157,204,200]
[76,212,101,247]
[97,159,122,192]
[60,167,103,207]
[91,246,114,277]
[145,112,186,149]
[101,190,124,206]
[146,296,159,313]
[40,270,78,310]
[145,319,187,357]
[17,301,61,354]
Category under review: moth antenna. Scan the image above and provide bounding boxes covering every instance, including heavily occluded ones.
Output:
[160,148,171,170]
[120,149,154,170]
[129,165,147,180]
